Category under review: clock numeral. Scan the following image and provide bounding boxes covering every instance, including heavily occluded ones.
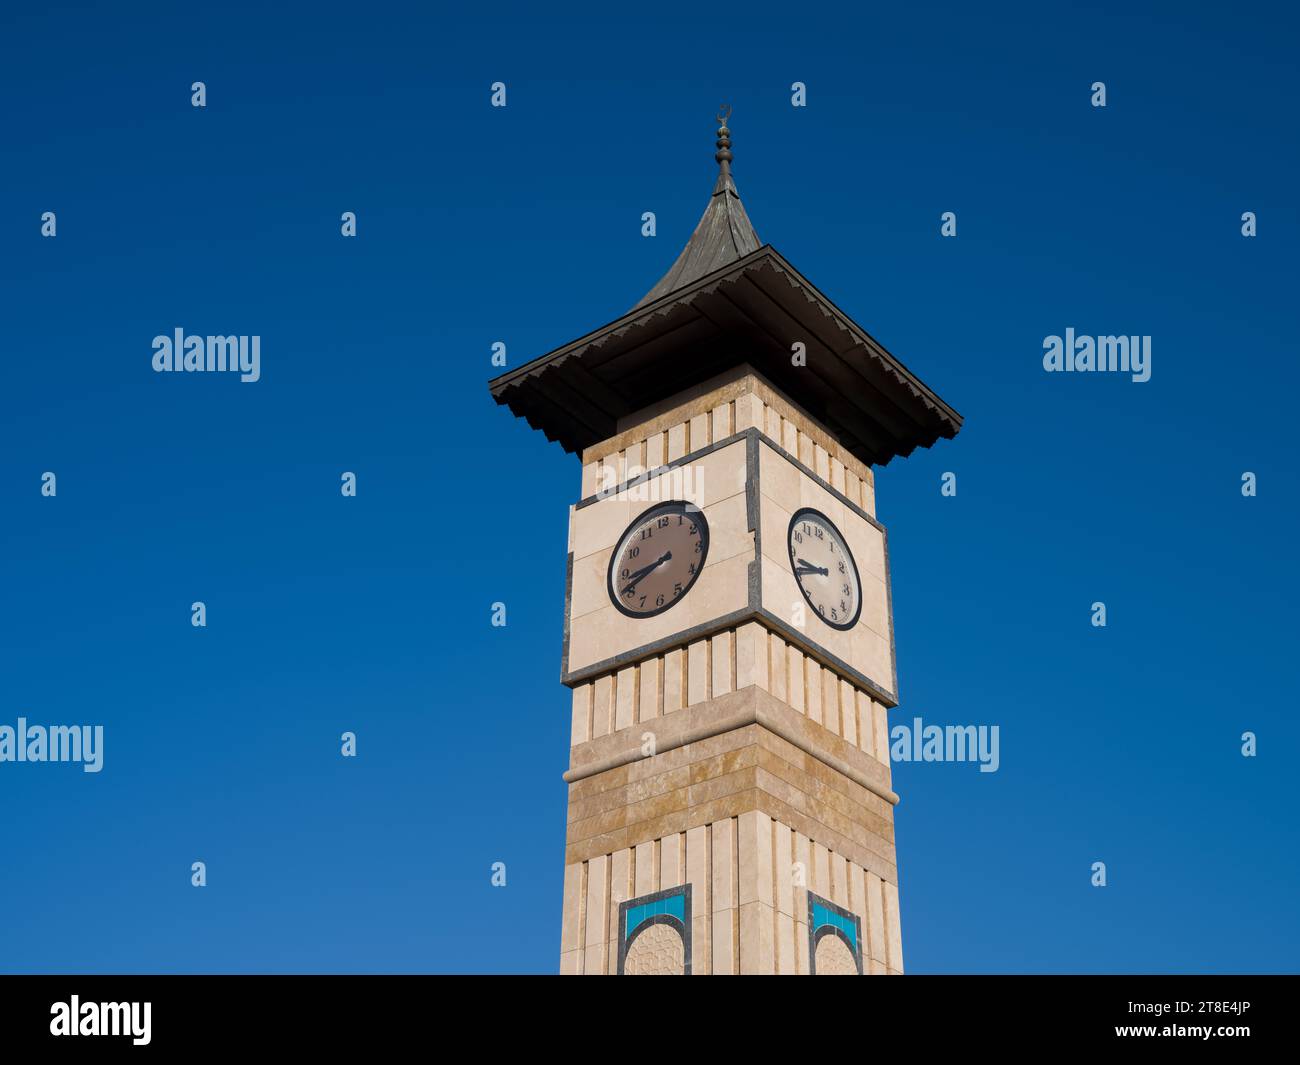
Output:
[838,561,846,574]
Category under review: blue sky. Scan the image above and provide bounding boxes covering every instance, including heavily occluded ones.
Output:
[1,1,1296,973]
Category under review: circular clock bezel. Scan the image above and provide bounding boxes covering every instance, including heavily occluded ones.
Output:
[787,507,863,631]
[607,500,710,619]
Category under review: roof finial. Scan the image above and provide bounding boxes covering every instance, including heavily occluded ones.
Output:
[630,103,759,308]
[715,104,733,180]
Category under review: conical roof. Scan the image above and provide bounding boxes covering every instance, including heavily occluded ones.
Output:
[634,107,761,308]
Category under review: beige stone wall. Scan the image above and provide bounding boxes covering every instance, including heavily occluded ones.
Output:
[567,440,751,675]
[756,440,894,696]
[569,622,891,767]
[559,806,903,975]
[579,365,875,519]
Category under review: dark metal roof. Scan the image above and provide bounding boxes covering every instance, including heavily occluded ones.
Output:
[488,113,962,468]
[633,112,761,309]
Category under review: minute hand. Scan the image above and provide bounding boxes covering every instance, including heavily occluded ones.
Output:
[794,558,828,577]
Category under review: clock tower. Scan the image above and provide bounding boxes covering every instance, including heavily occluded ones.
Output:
[489,110,962,974]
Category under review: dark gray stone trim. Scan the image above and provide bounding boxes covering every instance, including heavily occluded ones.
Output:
[616,884,693,976]
[562,607,757,687]
[560,550,573,677]
[806,890,864,975]
[562,603,898,707]
[882,527,899,700]
[746,431,762,612]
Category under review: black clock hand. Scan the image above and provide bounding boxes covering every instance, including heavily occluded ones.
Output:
[623,551,672,595]
[626,553,669,583]
[795,558,828,577]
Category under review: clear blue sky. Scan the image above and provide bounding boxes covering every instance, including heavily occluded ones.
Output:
[2,1,1296,973]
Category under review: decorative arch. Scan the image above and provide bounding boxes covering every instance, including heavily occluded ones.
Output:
[616,885,692,975]
[807,891,864,975]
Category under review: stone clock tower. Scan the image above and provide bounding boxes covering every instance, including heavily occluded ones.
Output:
[489,110,961,975]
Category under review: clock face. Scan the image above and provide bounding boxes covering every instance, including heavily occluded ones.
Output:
[788,508,862,631]
[608,501,710,618]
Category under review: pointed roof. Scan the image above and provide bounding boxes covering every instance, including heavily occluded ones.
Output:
[488,111,963,468]
[634,106,761,309]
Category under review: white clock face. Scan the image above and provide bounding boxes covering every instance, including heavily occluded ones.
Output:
[788,508,861,630]
[608,502,709,618]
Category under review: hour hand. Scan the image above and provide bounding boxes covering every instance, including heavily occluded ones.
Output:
[794,558,828,577]
[623,551,671,595]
